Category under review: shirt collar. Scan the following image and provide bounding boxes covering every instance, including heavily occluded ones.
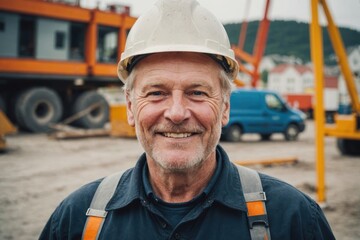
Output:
[106,153,147,211]
[106,145,247,212]
[210,145,246,211]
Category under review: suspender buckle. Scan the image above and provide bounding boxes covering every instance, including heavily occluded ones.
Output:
[245,192,269,229]
[248,213,269,229]
[86,208,108,218]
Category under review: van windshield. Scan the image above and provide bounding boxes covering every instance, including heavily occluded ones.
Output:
[265,93,286,111]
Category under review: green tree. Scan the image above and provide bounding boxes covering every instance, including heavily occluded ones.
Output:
[261,70,269,87]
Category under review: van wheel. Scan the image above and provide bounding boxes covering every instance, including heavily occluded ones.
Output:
[224,125,242,142]
[260,134,272,141]
[284,124,299,141]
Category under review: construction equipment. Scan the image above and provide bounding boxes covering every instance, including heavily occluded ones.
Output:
[0,0,136,133]
[310,0,360,204]
[231,0,359,205]
[110,104,136,138]
[0,111,17,150]
[232,0,271,88]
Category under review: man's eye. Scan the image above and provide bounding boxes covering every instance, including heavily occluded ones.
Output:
[149,91,163,96]
[191,91,206,96]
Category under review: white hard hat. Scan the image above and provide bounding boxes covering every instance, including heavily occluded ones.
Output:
[117,0,239,82]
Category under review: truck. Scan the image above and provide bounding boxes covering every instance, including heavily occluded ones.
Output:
[221,89,306,142]
[0,0,136,132]
[283,90,339,122]
[283,93,313,118]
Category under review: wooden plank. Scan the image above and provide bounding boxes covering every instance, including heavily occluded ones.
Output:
[233,157,298,167]
[49,124,110,139]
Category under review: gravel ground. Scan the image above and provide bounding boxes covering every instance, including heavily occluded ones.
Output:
[0,120,359,239]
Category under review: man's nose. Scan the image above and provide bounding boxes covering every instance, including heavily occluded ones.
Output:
[164,92,190,124]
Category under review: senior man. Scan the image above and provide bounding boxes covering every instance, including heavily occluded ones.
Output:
[40,0,335,239]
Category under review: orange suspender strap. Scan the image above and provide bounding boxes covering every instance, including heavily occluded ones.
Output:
[82,171,124,240]
[236,165,271,240]
[82,166,268,239]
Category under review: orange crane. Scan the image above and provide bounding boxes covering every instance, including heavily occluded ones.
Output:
[232,0,271,88]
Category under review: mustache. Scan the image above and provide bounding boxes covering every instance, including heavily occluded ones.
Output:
[151,123,205,133]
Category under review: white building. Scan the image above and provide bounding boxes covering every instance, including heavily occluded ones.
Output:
[347,45,360,72]
[267,64,313,94]
[236,54,303,89]
[338,45,360,107]
[258,56,277,73]
[268,64,340,112]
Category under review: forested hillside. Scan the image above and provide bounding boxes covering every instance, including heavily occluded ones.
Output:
[224,20,360,65]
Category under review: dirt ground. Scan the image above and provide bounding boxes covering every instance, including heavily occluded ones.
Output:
[0,120,359,239]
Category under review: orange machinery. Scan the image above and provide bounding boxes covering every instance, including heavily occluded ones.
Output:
[0,0,136,132]
[232,0,271,88]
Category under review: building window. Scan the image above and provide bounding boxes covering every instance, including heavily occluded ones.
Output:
[69,22,85,60]
[55,31,66,49]
[19,15,36,57]
[0,19,4,32]
[97,25,118,63]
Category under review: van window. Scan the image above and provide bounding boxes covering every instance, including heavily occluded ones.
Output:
[265,93,284,111]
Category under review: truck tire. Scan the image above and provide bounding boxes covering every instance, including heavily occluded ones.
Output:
[15,88,63,132]
[223,125,242,142]
[337,139,360,156]
[284,123,299,141]
[72,91,109,129]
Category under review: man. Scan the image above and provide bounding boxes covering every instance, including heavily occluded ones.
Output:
[40,0,335,239]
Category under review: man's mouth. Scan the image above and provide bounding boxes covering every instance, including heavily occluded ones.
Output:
[162,132,193,138]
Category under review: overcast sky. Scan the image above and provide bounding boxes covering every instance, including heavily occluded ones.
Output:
[83,0,360,31]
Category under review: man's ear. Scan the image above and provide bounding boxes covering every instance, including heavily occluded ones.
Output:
[126,92,135,127]
[221,99,230,127]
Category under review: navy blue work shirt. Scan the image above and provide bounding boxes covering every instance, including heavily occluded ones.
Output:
[40,145,335,239]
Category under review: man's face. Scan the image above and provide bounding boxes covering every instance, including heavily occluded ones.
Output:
[126,52,230,173]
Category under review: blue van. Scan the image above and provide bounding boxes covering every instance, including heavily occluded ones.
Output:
[221,89,306,142]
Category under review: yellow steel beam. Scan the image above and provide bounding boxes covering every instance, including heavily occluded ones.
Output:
[320,0,360,114]
[325,129,360,139]
[310,0,326,204]
[325,114,360,139]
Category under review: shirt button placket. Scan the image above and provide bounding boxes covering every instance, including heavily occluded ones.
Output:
[161,222,167,229]
[174,232,181,240]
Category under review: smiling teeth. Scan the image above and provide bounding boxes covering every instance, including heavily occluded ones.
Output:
[163,133,192,138]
